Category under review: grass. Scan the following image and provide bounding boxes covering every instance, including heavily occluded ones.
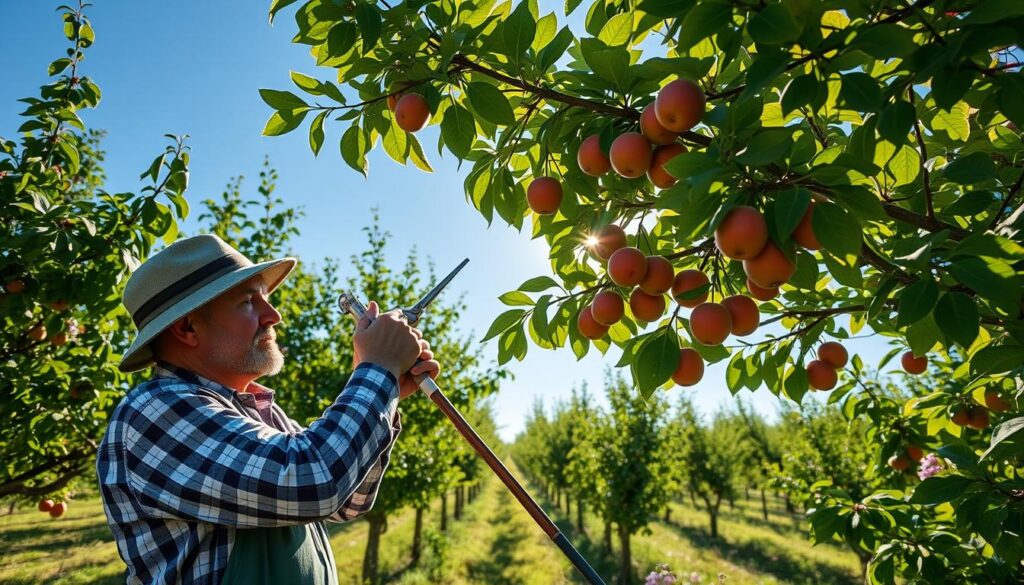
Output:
[0,466,862,585]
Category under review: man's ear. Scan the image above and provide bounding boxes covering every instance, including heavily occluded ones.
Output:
[165,314,201,348]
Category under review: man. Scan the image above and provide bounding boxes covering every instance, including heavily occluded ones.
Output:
[96,234,439,584]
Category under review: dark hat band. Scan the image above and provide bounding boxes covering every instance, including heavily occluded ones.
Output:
[132,255,245,328]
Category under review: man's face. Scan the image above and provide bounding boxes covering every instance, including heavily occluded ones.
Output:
[194,275,284,379]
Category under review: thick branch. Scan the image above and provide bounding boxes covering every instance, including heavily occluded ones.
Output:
[0,451,90,497]
[449,54,713,148]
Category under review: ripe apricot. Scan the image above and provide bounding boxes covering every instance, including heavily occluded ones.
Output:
[817,341,848,369]
[577,305,609,340]
[608,247,648,287]
[629,289,666,322]
[792,203,821,250]
[967,406,990,430]
[50,332,68,347]
[38,499,54,512]
[721,295,759,336]
[887,454,911,472]
[593,225,627,260]
[905,445,924,461]
[577,135,611,176]
[690,302,732,346]
[640,103,679,145]
[639,256,674,295]
[49,502,67,518]
[984,391,1011,412]
[609,133,653,179]
[807,360,838,390]
[715,206,768,260]
[655,78,706,133]
[395,94,430,132]
[743,241,795,288]
[647,143,687,189]
[47,299,69,312]
[951,405,970,426]
[387,93,399,112]
[672,348,704,386]
[28,325,47,342]
[901,351,927,375]
[527,177,562,215]
[591,290,624,326]
[5,279,25,294]
[672,270,710,308]
[746,278,779,301]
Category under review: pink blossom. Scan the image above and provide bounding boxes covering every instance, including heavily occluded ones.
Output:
[917,453,944,480]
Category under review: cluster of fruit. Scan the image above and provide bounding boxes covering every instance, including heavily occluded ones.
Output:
[37,498,67,518]
[3,278,81,347]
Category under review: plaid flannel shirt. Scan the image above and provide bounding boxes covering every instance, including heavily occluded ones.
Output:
[96,361,401,585]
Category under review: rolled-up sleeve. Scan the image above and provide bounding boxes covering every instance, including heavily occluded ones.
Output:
[121,363,399,528]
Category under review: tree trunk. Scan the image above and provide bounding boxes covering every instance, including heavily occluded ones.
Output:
[411,507,424,565]
[577,498,585,534]
[689,490,698,507]
[5,501,15,515]
[663,506,671,523]
[784,493,795,513]
[728,495,734,511]
[745,486,750,500]
[603,521,613,554]
[709,509,718,539]
[761,489,769,521]
[361,511,386,584]
[454,487,462,520]
[440,491,448,532]
[618,522,633,585]
[566,493,571,517]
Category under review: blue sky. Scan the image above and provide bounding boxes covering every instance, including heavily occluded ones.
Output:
[2,1,897,441]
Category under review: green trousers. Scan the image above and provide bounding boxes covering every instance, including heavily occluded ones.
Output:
[220,524,338,585]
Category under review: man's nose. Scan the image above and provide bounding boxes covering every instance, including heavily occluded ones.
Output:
[258,298,282,327]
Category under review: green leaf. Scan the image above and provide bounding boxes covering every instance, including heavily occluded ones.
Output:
[259,88,309,111]
[598,12,633,46]
[772,187,811,241]
[839,73,882,113]
[482,308,527,342]
[934,292,979,348]
[943,152,996,184]
[354,4,382,54]
[931,102,970,141]
[747,4,801,45]
[635,330,678,398]
[997,74,1024,128]
[48,58,72,76]
[949,257,1021,305]
[309,110,328,156]
[897,279,938,326]
[781,74,820,116]
[538,26,574,72]
[440,103,475,159]
[853,23,916,58]
[502,0,536,59]
[269,0,300,23]
[971,344,1024,376]
[811,202,861,257]
[499,291,535,306]
[783,365,809,404]
[741,50,789,97]
[932,69,976,111]
[911,475,973,505]
[518,275,560,292]
[467,82,515,126]
[262,110,308,136]
[735,128,793,166]
[905,314,941,356]
[981,417,1024,461]
[340,124,368,177]
[407,133,433,173]
[678,0,732,50]
[878,100,915,145]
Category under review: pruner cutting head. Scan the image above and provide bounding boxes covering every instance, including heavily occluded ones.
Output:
[336,258,469,327]
[401,258,469,326]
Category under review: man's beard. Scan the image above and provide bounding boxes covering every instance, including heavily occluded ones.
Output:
[238,327,284,377]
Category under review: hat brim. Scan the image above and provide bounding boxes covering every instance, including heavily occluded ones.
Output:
[118,257,296,373]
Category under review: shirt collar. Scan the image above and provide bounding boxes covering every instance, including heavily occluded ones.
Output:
[154,361,276,406]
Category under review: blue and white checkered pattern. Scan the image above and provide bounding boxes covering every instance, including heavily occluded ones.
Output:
[96,361,401,584]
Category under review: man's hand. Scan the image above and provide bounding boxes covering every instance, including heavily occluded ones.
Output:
[352,301,441,400]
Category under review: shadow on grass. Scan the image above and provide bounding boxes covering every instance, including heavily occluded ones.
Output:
[0,522,115,555]
[464,494,533,584]
[661,519,859,585]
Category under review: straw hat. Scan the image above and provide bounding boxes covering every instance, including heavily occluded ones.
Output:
[118,234,296,372]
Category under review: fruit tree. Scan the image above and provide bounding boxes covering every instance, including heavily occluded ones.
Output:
[263,0,1023,581]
